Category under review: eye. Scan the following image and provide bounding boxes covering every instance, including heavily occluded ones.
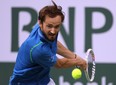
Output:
[55,25,60,29]
[47,24,53,28]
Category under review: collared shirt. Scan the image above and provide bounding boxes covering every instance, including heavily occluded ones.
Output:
[9,23,57,85]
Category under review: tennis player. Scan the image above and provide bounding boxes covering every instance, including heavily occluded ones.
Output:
[9,1,87,85]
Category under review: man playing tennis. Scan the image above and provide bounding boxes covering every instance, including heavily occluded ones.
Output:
[9,1,87,85]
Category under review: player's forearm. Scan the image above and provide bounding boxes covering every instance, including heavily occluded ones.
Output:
[56,41,87,69]
[57,41,75,59]
[55,58,77,68]
[55,57,86,69]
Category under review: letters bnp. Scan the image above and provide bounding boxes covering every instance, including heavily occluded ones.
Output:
[11,7,113,52]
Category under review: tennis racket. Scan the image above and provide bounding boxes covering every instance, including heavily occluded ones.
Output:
[84,48,96,82]
[76,48,96,82]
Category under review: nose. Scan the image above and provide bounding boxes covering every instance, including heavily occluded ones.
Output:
[50,28,56,34]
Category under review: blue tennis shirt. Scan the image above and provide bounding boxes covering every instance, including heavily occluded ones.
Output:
[9,23,58,85]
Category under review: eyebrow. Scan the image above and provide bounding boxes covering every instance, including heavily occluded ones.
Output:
[46,22,61,26]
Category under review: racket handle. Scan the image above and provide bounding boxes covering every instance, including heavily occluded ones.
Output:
[74,54,78,68]
[74,54,82,69]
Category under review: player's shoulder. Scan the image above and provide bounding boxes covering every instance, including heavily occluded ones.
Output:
[31,41,51,60]
[37,42,51,54]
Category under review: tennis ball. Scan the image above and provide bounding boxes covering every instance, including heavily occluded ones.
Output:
[72,68,82,80]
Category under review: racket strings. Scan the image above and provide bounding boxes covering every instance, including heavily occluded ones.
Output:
[87,50,96,81]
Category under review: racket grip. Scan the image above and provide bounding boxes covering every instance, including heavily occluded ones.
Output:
[74,54,80,68]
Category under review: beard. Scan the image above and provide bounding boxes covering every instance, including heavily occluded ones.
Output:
[42,30,58,42]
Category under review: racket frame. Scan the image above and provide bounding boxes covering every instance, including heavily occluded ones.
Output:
[84,48,96,82]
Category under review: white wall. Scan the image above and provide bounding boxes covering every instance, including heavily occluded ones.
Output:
[0,0,116,63]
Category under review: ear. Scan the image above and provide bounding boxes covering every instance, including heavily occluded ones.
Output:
[38,20,42,28]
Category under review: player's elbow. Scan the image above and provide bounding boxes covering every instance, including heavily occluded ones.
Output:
[54,58,68,68]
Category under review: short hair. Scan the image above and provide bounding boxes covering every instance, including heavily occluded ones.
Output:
[38,0,64,23]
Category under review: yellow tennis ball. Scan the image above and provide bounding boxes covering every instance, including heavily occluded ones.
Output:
[72,68,82,80]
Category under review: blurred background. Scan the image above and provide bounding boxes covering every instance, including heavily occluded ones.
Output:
[0,0,116,85]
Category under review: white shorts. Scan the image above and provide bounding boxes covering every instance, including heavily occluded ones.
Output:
[47,78,56,85]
